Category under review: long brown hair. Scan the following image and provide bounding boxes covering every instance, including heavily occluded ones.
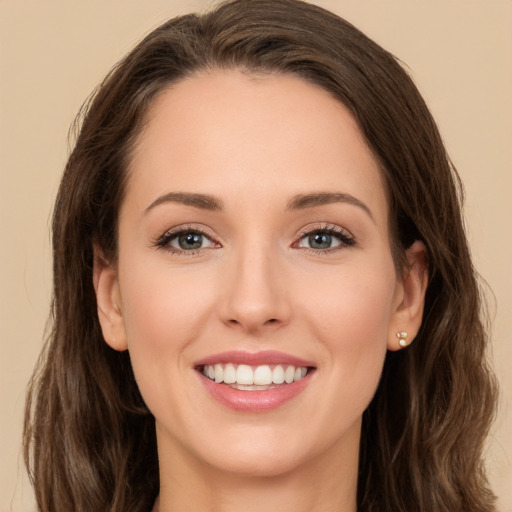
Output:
[24,1,498,510]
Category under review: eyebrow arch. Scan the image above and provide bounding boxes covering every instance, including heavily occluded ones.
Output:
[286,192,374,222]
[144,192,224,214]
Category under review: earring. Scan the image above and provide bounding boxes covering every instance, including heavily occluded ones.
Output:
[396,331,408,348]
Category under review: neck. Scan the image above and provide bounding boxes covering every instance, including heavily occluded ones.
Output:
[153,423,360,512]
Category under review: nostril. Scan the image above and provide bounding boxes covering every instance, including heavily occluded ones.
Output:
[225,317,281,331]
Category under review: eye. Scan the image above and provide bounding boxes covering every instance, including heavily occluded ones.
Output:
[294,225,355,252]
[169,231,214,251]
[154,227,219,254]
[299,232,341,250]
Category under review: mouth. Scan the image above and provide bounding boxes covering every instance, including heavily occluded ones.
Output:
[199,363,310,390]
[194,351,315,411]
[199,363,312,391]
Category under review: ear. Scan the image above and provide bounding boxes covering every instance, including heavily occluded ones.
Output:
[93,246,128,351]
[387,240,429,351]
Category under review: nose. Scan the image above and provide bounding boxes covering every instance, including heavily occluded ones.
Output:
[218,245,291,334]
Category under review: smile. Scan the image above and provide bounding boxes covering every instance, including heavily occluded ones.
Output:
[201,363,309,389]
[195,351,315,411]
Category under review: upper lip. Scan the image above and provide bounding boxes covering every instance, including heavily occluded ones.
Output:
[194,350,316,368]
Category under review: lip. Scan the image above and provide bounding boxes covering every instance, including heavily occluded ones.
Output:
[195,351,315,412]
[198,371,312,411]
[194,350,315,368]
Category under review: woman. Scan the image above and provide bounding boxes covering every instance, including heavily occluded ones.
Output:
[23,0,498,511]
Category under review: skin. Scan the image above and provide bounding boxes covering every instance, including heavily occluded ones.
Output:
[94,70,428,512]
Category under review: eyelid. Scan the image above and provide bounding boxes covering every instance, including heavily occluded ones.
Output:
[151,222,355,255]
[295,222,353,239]
[292,223,356,251]
[152,224,221,254]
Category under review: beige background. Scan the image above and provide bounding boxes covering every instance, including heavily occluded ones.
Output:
[1,1,511,510]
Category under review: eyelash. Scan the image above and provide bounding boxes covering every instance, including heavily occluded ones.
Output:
[153,223,356,256]
[293,223,356,255]
[153,225,219,256]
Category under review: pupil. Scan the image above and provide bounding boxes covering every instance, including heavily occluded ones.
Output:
[310,233,331,249]
[179,233,202,250]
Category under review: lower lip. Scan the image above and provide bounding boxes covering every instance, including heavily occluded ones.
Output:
[198,372,312,412]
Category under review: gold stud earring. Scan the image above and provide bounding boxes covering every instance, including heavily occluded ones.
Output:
[396,331,408,348]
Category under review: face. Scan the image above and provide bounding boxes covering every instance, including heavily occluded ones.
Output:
[96,70,426,479]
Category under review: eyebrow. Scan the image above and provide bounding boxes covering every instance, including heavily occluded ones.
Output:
[144,190,374,221]
[144,192,224,214]
[286,192,374,222]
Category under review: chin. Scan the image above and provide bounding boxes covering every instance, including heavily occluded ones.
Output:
[202,444,310,479]
[177,417,358,480]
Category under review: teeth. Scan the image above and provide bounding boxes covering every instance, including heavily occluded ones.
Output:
[214,364,223,383]
[201,363,310,386]
[223,363,236,384]
[236,364,254,385]
[272,365,285,384]
[284,365,295,383]
[254,365,272,385]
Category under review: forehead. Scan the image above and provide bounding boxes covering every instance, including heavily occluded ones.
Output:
[126,69,388,224]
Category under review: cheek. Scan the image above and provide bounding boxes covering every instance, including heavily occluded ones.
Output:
[300,260,397,399]
[120,257,213,344]
[302,257,397,336]
[117,260,215,407]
